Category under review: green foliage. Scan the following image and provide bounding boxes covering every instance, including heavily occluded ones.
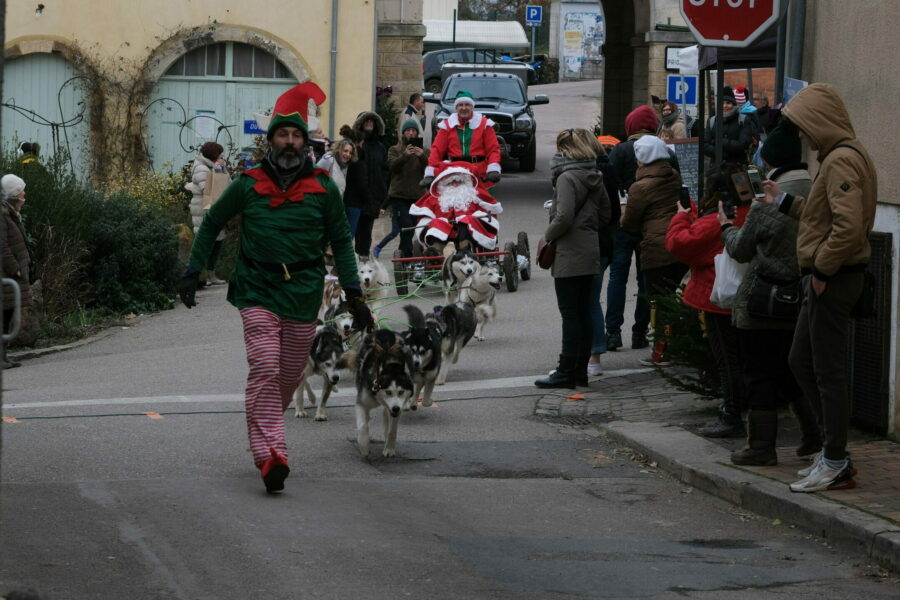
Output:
[376,93,401,148]
[649,292,723,400]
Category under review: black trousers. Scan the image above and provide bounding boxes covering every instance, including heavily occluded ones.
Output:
[355,213,377,257]
[554,275,594,359]
[789,272,864,461]
[394,198,417,257]
[736,327,800,412]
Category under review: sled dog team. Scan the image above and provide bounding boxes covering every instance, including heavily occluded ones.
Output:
[295,249,500,458]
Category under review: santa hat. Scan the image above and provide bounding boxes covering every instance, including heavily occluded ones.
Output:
[734,85,748,105]
[2,174,26,199]
[264,81,327,139]
[454,90,476,109]
[429,162,479,197]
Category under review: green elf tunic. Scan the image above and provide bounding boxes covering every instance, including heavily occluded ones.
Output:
[188,165,359,321]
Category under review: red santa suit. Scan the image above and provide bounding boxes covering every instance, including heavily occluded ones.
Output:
[409,163,503,250]
[426,111,502,184]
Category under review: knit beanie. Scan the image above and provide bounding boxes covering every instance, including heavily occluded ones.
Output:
[734,85,748,105]
[624,105,659,137]
[760,121,802,168]
[2,174,26,199]
[633,135,670,165]
[721,86,737,105]
[400,118,421,134]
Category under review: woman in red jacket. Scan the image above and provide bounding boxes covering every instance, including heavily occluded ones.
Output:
[665,164,750,438]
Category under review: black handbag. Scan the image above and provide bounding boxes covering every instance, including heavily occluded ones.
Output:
[746,274,802,320]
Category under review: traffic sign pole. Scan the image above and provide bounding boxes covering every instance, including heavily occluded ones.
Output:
[531,25,536,62]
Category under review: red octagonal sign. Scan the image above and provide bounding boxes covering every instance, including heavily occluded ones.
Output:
[681,0,782,48]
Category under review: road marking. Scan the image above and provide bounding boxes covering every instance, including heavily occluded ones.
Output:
[3,416,21,423]
[2,369,652,413]
[144,412,164,419]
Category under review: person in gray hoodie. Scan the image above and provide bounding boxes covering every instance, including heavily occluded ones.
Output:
[535,129,610,389]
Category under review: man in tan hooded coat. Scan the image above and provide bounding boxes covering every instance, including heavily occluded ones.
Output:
[763,83,877,493]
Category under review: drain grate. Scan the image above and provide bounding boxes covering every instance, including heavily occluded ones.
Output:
[561,416,595,426]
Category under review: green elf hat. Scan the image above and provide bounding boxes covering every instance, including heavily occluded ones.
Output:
[265,81,327,139]
[453,90,476,109]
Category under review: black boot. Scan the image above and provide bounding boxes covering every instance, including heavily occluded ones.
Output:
[574,353,590,387]
[535,355,577,389]
[700,402,745,438]
[731,410,778,466]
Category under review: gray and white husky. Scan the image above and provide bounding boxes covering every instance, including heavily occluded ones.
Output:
[401,305,443,409]
[354,329,414,458]
[441,248,479,304]
[294,323,349,421]
[427,302,477,386]
[459,262,501,342]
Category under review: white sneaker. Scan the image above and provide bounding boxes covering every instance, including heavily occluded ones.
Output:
[587,362,604,376]
[797,450,823,477]
[789,459,856,493]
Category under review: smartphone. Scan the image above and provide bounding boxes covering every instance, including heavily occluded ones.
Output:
[410,137,424,149]
[678,185,692,209]
[722,199,736,219]
[747,168,765,198]
[730,172,754,203]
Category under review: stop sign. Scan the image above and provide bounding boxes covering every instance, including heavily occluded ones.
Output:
[680,0,783,48]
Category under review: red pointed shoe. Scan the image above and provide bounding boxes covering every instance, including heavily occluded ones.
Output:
[260,450,290,494]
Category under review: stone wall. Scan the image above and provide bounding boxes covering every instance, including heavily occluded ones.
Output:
[376,22,426,129]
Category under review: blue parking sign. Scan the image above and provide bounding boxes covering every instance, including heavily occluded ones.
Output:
[667,75,698,106]
[526,5,542,25]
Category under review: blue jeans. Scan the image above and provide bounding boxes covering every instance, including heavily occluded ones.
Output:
[590,258,610,354]
[345,207,361,238]
[605,227,650,335]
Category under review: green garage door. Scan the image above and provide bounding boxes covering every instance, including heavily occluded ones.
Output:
[146,42,298,172]
[1,53,90,171]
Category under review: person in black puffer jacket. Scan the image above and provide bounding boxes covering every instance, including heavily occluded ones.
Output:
[337,126,371,238]
[353,111,388,258]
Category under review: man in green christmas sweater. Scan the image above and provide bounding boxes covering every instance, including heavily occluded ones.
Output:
[178,82,372,494]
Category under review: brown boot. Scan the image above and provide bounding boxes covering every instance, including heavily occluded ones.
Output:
[731,410,778,466]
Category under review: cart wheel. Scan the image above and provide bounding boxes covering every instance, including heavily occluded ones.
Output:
[392,249,408,296]
[503,241,519,292]
[517,231,531,281]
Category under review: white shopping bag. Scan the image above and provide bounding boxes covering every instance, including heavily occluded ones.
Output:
[709,250,748,309]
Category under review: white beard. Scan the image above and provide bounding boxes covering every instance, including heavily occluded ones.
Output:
[438,184,479,213]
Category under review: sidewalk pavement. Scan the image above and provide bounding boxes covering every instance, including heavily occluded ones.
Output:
[534,368,900,573]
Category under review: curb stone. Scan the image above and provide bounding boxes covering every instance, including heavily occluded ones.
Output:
[600,420,900,573]
[8,312,159,362]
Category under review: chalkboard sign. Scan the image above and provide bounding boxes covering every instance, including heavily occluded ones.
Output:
[669,138,700,204]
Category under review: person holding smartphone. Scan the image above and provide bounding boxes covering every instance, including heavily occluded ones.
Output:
[666,164,751,438]
[377,119,429,258]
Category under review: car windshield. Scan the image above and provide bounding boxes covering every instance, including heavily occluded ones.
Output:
[445,79,525,104]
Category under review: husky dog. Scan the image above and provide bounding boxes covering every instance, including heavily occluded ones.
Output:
[355,329,414,458]
[427,302,477,385]
[441,248,479,304]
[357,256,392,307]
[324,301,355,341]
[401,305,443,409]
[320,274,344,318]
[459,263,501,341]
[294,324,349,421]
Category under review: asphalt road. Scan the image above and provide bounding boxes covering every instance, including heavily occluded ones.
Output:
[2,81,897,598]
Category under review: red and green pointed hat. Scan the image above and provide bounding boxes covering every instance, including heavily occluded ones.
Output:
[266,81,327,138]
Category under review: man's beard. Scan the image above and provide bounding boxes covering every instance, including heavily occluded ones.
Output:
[272,145,302,169]
[438,183,478,213]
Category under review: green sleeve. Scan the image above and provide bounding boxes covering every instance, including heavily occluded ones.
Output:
[321,176,359,287]
[188,177,246,271]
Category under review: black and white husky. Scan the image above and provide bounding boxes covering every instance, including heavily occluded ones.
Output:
[354,329,414,458]
[427,302,477,386]
[294,324,349,421]
[401,305,443,409]
[460,262,501,341]
[441,248,479,304]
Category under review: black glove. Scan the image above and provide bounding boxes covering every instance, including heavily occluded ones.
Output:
[344,284,374,331]
[485,171,501,184]
[178,266,200,309]
[418,175,435,189]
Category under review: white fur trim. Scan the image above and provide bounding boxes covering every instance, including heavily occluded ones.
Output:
[487,162,501,173]
[445,112,484,130]
[476,200,503,215]
[469,228,497,250]
[424,225,449,242]
[409,205,435,219]
[454,96,476,108]
[424,165,436,177]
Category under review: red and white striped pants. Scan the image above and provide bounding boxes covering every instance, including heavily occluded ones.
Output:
[240,307,316,467]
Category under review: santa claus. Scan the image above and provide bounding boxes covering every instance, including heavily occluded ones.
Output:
[408,162,503,254]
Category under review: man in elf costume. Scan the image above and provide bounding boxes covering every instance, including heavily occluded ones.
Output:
[178,82,372,494]
[409,162,502,254]
[420,91,502,189]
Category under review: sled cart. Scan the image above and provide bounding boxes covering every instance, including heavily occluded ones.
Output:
[390,231,531,297]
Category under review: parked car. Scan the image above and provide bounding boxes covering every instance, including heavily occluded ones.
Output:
[422,48,536,93]
[424,71,548,172]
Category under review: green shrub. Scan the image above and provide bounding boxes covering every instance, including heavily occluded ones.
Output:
[84,193,179,314]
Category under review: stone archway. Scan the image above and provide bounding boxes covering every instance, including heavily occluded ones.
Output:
[599,0,652,140]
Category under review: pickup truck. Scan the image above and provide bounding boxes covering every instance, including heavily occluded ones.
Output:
[424,70,549,172]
